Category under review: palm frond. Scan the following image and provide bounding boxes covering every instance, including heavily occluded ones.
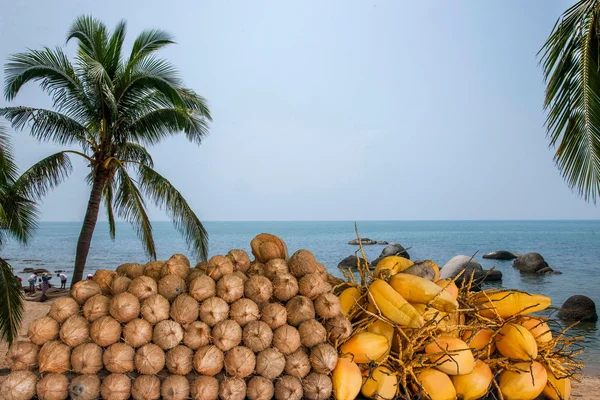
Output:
[128,29,175,68]
[137,164,208,261]
[13,151,73,201]
[117,142,154,167]
[66,15,108,62]
[0,257,24,346]
[106,20,127,79]
[115,56,182,104]
[0,186,38,246]
[0,123,18,185]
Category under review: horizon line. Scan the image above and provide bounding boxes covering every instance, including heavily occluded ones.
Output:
[36,218,600,223]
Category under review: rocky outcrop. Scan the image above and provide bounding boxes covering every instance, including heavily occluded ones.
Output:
[513,253,555,273]
[381,243,410,259]
[440,255,484,281]
[337,255,370,270]
[557,295,598,322]
[348,238,378,245]
[483,250,518,260]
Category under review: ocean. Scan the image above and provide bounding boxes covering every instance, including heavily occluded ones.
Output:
[2,220,599,372]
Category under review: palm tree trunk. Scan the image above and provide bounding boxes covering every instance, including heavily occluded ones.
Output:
[71,172,106,286]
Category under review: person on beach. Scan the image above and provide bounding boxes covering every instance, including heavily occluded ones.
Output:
[87,274,93,280]
[40,273,52,301]
[57,273,68,289]
[27,273,37,293]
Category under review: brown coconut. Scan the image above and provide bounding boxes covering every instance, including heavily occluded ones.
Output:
[261,303,287,330]
[28,316,59,345]
[247,376,275,400]
[199,296,229,327]
[101,373,131,400]
[190,375,219,400]
[325,315,353,341]
[7,341,39,371]
[243,321,273,353]
[123,318,153,347]
[135,343,166,374]
[140,294,170,324]
[92,269,117,294]
[206,255,234,280]
[109,292,140,323]
[143,260,165,281]
[285,348,311,378]
[230,298,260,327]
[273,325,301,355]
[255,348,286,379]
[298,319,327,347]
[71,342,103,374]
[158,274,186,301]
[195,261,209,273]
[288,249,318,278]
[128,276,158,301]
[116,262,145,279]
[219,377,246,400]
[187,269,204,285]
[162,254,190,276]
[264,259,289,280]
[212,319,242,351]
[313,292,341,319]
[161,375,190,400]
[153,320,184,350]
[303,373,333,400]
[110,275,132,295]
[166,345,194,375]
[224,346,256,377]
[131,375,161,400]
[192,345,224,376]
[59,315,89,347]
[189,274,216,302]
[233,270,249,282]
[244,275,273,304]
[274,376,303,400]
[227,249,251,273]
[69,375,100,400]
[0,370,37,400]
[250,233,288,263]
[285,296,315,326]
[82,294,110,322]
[183,321,211,349]
[272,273,299,302]
[216,274,244,303]
[48,297,79,323]
[103,343,135,373]
[247,262,265,276]
[170,253,191,268]
[36,373,69,400]
[71,280,103,305]
[170,293,199,325]
[310,343,338,374]
[90,316,122,347]
[298,273,328,300]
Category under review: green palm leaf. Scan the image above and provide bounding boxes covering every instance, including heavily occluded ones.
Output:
[0,257,24,345]
[13,151,73,201]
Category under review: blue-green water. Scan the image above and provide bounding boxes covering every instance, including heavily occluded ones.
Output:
[2,220,599,372]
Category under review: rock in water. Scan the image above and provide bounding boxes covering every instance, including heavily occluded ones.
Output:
[347,238,377,245]
[512,253,549,273]
[337,256,370,270]
[482,251,518,260]
[380,243,410,259]
[558,295,598,322]
[439,256,484,283]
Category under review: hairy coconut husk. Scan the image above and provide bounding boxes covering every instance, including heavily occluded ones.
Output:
[166,345,194,375]
[298,273,329,300]
[135,343,166,375]
[128,276,158,301]
[275,376,303,400]
[247,376,275,400]
[109,292,140,323]
[131,375,161,400]
[90,316,122,347]
[158,274,186,301]
[162,259,190,280]
[103,343,135,373]
[71,280,103,305]
[7,341,39,371]
[309,343,338,374]
[272,273,299,302]
[195,261,209,273]
[170,294,199,325]
[199,296,229,327]
[261,303,287,330]
[227,249,251,273]
[187,269,204,285]
[250,233,288,263]
[285,296,315,326]
[284,348,311,378]
[82,294,109,322]
[36,373,69,400]
[325,315,352,341]
[143,260,166,281]
[48,297,79,323]
[232,270,249,282]
[288,249,318,278]
[230,298,260,327]
[219,377,247,400]
[189,274,216,302]
[190,375,219,400]
[273,325,301,355]
[93,269,117,294]
[244,275,273,304]
[316,263,328,278]
[170,253,191,268]
[206,255,234,280]
[71,342,103,374]
[153,320,184,350]
[247,262,265,276]
[212,319,242,351]
[256,348,286,379]
[101,373,131,400]
[59,315,89,347]
[298,319,327,347]
[302,372,333,400]
[116,263,145,279]
[161,375,190,400]
[123,318,153,347]
[28,316,59,345]
[243,321,274,353]
[216,274,244,303]
[183,321,211,349]
[140,294,170,324]
[224,346,256,377]
[193,345,224,376]
[110,275,132,295]
[69,375,100,400]
[0,370,37,400]
[264,259,289,280]
[314,292,341,320]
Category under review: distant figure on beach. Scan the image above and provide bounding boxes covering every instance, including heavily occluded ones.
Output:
[87,274,93,280]
[57,273,68,289]
[27,273,37,293]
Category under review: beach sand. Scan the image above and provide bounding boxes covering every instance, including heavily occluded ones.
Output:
[0,298,598,399]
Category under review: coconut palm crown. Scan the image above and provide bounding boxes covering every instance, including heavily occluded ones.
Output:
[1,16,212,285]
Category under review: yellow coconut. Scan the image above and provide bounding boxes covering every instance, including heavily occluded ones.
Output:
[415,369,456,400]
[435,279,459,300]
[495,323,538,361]
[373,256,413,278]
[424,336,475,376]
[332,357,362,400]
[499,361,548,400]
[543,366,572,400]
[519,316,553,345]
[473,290,551,318]
[361,366,398,400]
[339,332,388,364]
[338,286,363,317]
[451,359,493,400]
[462,328,496,357]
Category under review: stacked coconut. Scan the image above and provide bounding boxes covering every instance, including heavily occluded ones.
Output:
[1,233,351,400]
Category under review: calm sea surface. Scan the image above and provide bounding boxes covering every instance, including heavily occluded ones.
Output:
[2,220,599,373]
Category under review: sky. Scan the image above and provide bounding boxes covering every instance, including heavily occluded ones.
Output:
[0,0,597,221]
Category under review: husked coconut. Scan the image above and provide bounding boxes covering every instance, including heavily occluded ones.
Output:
[273,325,301,355]
[143,260,165,281]
[116,262,145,279]
[230,298,260,327]
[227,249,251,273]
[284,348,311,378]
[274,376,303,400]
[48,297,79,323]
[183,321,211,349]
[298,319,327,347]
[0,370,37,400]
[59,315,89,347]
[212,319,242,351]
[161,375,190,400]
[195,261,209,273]
[90,316,122,347]
[71,343,103,374]
[206,255,234,280]
[110,275,132,295]
[36,372,69,400]
[92,269,117,294]
[243,321,273,352]
[140,294,170,324]
[244,275,273,304]
[69,375,100,400]
[313,292,341,319]
[153,320,184,350]
[166,345,193,375]
[247,376,275,400]
[325,315,352,341]
[192,345,224,376]
[189,274,216,302]
[187,269,204,285]
[288,249,318,278]
[38,341,70,373]
[285,296,315,326]
[135,343,166,375]
[100,373,131,400]
[103,343,135,373]
[219,377,246,400]
[250,233,288,263]
[82,294,109,322]
[216,274,244,303]
[28,316,59,345]
[71,280,102,305]
[247,262,265,276]
[264,259,289,280]
[272,273,299,302]
[233,270,248,282]
[109,292,140,323]
[162,254,190,279]
[255,348,285,379]
[261,303,287,330]
[302,373,333,400]
[169,253,191,268]
[199,296,229,326]
[310,343,338,374]
[190,375,219,400]
[7,341,39,371]
[123,318,153,347]
[224,346,256,377]
[131,375,161,400]
[158,274,186,301]
[128,276,158,301]
[170,294,199,325]
[299,273,328,300]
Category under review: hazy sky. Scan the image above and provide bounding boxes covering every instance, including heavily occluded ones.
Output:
[0,0,597,221]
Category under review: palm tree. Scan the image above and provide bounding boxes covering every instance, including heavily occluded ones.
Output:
[1,16,212,285]
[540,0,600,202]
